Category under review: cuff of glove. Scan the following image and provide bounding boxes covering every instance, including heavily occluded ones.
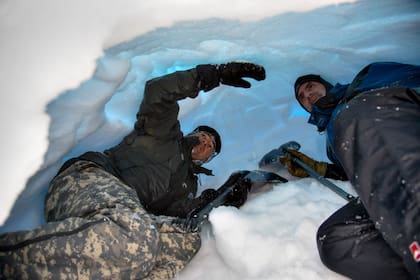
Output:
[316,162,328,176]
[325,164,348,180]
[196,64,220,92]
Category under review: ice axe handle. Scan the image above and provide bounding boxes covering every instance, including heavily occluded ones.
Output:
[285,150,355,202]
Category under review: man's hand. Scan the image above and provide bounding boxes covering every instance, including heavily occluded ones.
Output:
[218,62,266,88]
[196,62,265,91]
[223,176,252,208]
[280,149,327,177]
[208,171,251,208]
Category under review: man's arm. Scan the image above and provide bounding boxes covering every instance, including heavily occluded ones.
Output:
[135,63,266,138]
[135,69,201,138]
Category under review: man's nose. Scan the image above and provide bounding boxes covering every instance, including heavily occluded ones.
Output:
[308,89,315,97]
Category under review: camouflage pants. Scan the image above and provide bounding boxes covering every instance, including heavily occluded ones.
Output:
[0,161,201,280]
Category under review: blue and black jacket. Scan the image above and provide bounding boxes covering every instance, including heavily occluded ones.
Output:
[307,62,420,168]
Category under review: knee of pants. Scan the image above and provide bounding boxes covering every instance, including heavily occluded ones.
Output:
[83,214,162,279]
[316,221,412,280]
[316,224,338,269]
[158,222,202,262]
[0,214,163,280]
[316,219,358,274]
[75,208,159,265]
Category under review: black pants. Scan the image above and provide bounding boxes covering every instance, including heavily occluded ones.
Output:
[317,198,411,280]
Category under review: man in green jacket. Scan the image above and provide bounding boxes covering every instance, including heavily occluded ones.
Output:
[0,62,266,279]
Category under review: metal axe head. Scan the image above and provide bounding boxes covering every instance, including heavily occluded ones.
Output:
[245,170,288,193]
[279,141,301,152]
[245,170,288,184]
[258,141,301,168]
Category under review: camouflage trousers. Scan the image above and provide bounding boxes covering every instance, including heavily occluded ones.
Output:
[0,161,201,280]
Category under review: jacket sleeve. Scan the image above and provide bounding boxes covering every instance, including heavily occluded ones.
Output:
[134,68,202,138]
[345,62,420,99]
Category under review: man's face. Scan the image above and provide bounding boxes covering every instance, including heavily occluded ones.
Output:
[296,81,327,111]
[190,131,216,163]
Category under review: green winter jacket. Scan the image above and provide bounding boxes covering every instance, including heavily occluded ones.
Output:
[61,68,214,218]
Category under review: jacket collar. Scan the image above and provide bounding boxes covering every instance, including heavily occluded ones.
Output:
[307,83,348,132]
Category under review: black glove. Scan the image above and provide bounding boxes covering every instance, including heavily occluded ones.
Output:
[217,171,252,208]
[196,62,266,91]
[223,177,252,208]
[218,62,266,88]
[196,64,220,92]
[199,188,219,204]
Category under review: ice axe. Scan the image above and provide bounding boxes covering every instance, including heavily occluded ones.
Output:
[173,170,288,231]
[259,141,355,202]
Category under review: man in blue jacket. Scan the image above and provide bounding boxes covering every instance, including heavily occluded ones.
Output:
[282,62,420,279]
